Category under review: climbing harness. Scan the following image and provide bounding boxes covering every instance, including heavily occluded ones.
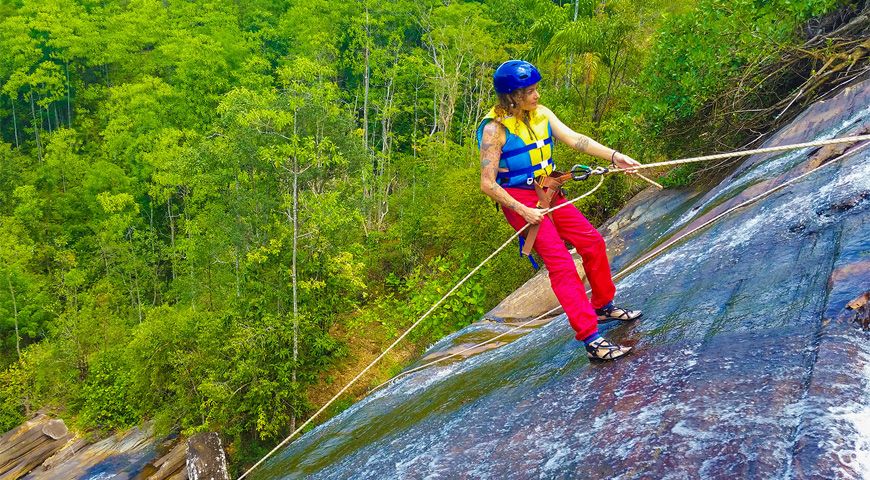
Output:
[520,169,577,255]
[515,165,606,266]
[520,164,612,256]
[237,133,870,480]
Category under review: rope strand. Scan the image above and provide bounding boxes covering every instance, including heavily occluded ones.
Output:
[608,134,870,173]
[237,177,606,479]
[238,133,869,479]
[370,139,870,394]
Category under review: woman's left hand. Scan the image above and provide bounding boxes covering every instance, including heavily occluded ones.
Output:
[614,152,641,174]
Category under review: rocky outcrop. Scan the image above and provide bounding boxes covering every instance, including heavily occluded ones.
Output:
[0,415,73,479]
[0,415,228,480]
[187,432,229,480]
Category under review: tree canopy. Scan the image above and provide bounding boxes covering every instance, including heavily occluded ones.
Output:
[0,0,853,472]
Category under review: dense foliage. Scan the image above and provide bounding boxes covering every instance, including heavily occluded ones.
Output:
[0,0,852,470]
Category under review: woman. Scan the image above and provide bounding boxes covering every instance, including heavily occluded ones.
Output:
[477,60,642,361]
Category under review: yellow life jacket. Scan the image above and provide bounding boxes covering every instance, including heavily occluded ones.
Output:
[476,107,554,188]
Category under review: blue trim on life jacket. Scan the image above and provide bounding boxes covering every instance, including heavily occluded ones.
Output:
[501,137,553,159]
[496,157,554,183]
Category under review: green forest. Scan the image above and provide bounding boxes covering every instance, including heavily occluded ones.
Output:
[0,0,857,471]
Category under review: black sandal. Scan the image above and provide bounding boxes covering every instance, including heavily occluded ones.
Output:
[585,338,632,361]
[596,303,643,323]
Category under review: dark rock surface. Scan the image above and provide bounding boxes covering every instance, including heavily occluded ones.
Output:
[0,417,227,479]
[187,432,229,480]
[251,79,870,479]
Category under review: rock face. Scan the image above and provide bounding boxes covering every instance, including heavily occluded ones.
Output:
[0,415,73,479]
[250,79,870,479]
[187,432,230,480]
[0,415,228,480]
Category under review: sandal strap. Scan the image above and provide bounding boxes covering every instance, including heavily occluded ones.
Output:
[586,339,629,360]
[599,305,641,321]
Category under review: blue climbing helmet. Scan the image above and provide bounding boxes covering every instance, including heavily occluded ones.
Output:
[492,60,542,94]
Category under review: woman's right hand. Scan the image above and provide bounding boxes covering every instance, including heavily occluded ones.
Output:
[520,205,545,225]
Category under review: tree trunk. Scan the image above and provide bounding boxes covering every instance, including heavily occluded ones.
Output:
[583,78,591,117]
[66,60,72,127]
[7,274,20,360]
[149,204,160,304]
[11,96,19,148]
[30,93,43,161]
[412,76,419,154]
[376,48,399,228]
[361,1,374,229]
[135,272,143,322]
[185,194,195,311]
[233,175,241,298]
[291,109,300,432]
[128,238,143,323]
[363,2,371,152]
[431,86,438,135]
[168,199,176,280]
[566,0,580,89]
[596,40,623,126]
[234,246,241,299]
[43,103,51,134]
[206,257,213,311]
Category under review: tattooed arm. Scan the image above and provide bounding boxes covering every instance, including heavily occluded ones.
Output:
[479,121,544,225]
[537,105,640,172]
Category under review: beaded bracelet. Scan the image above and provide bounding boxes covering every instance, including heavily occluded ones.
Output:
[610,150,618,167]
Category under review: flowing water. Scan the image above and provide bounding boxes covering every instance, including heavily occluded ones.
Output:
[251,79,870,479]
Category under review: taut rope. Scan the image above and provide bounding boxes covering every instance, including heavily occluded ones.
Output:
[238,134,869,479]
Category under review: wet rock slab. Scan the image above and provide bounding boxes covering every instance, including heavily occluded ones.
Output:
[251,77,870,479]
[187,432,229,480]
[0,415,73,479]
[0,417,232,479]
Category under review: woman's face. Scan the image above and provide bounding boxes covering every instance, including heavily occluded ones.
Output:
[515,83,540,111]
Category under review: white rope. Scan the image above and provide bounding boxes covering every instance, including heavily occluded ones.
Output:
[611,139,870,281]
[369,136,870,396]
[237,177,605,479]
[238,133,869,479]
[367,305,563,395]
[608,134,870,174]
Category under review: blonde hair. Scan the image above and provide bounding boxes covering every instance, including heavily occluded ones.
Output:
[492,86,538,139]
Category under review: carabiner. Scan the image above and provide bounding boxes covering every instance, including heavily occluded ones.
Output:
[571,164,592,181]
[571,164,608,181]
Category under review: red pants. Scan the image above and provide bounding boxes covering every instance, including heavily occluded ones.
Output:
[502,187,616,340]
